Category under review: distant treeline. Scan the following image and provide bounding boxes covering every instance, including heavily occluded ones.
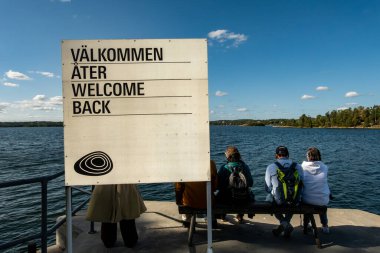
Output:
[0,121,63,127]
[211,105,380,128]
[1,105,379,128]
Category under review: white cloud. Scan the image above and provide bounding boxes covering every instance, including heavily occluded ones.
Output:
[49,96,63,105]
[5,70,31,80]
[215,90,228,97]
[301,94,315,100]
[15,95,62,112]
[33,106,57,111]
[346,102,358,106]
[316,86,329,91]
[345,91,359,98]
[237,108,248,112]
[3,82,19,87]
[208,29,248,47]
[0,102,10,113]
[208,30,228,39]
[210,110,214,114]
[33,95,46,101]
[337,107,349,111]
[29,71,56,78]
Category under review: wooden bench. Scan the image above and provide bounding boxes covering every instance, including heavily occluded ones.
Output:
[178,201,327,248]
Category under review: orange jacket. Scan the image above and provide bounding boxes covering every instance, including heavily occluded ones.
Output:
[175,160,218,209]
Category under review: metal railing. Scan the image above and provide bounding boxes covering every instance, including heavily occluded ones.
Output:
[0,171,92,253]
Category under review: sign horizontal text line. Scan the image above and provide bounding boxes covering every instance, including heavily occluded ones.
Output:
[70,96,192,99]
[69,79,192,82]
[71,61,191,64]
[72,112,193,117]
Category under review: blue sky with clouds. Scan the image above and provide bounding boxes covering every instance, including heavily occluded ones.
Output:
[0,0,379,121]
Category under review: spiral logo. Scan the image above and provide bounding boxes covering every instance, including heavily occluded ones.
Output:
[74,151,113,176]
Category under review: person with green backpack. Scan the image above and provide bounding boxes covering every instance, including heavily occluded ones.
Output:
[265,146,303,238]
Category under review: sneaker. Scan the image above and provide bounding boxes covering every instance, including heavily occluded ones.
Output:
[321,225,330,234]
[272,224,285,237]
[283,223,294,238]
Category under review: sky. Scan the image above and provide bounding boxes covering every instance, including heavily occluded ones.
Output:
[0,0,379,121]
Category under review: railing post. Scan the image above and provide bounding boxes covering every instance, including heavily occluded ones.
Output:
[41,180,48,253]
[206,181,213,253]
[88,185,96,234]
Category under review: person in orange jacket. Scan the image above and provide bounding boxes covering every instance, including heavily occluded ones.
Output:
[175,160,218,227]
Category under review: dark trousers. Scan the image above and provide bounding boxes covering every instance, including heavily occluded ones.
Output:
[274,213,293,224]
[101,219,138,248]
[304,211,328,226]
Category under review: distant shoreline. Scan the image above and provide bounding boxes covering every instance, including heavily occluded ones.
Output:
[213,123,380,129]
[1,121,379,129]
[0,122,63,127]
[270,125,380,129]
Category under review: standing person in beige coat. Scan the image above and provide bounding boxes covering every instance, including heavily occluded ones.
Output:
[86,184,146,248]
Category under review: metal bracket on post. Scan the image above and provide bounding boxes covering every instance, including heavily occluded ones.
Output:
[206,181,213,253]
[66,186,73,253]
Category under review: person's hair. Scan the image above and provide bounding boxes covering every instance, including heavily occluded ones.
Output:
[306,147,322,161]
[275,146,289,158]
[225,146,241,162]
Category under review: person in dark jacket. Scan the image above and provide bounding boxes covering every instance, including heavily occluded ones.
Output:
[216,146,253,223]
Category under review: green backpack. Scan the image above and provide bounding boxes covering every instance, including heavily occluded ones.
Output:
[275,162,302,205]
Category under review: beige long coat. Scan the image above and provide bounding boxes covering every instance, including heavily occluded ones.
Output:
[86,184,147,223]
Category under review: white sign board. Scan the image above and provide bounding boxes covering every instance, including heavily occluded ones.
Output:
[62,39,209,186]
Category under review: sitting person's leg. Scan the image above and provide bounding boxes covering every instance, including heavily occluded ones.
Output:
[272,213,286,236]
[273,213,293,237]
[283,213,294,238]
[320,212,329,234]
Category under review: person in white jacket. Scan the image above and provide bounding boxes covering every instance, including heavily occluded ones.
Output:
[301,147,330,234]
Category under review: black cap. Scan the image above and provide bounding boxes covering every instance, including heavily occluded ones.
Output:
[276,146,289,157]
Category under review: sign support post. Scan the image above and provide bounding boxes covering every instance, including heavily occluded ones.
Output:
[65,186,73,253]
[206,181,213,253]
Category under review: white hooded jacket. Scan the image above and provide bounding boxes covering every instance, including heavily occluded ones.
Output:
[301,161,330,206]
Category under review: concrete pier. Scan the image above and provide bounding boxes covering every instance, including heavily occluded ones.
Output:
[53,201,380,253]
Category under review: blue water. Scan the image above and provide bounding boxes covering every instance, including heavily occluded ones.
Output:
[0,126,380,250]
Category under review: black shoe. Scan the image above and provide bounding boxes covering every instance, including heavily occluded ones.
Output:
[283,224,294,238]
[272,224,285,237]
[182,221,190,228]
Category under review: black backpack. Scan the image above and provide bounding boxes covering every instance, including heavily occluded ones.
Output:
[275,162,302,205]
[226,164,249,201]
